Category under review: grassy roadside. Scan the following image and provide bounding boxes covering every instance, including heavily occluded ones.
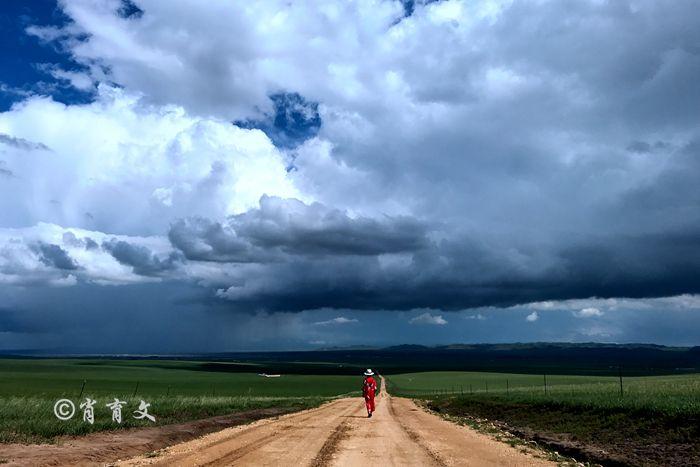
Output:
[386,372,700,413]
[0,358,362,443]
[387,371,700,466]
[0,395,327,443]
[427,394,700,466]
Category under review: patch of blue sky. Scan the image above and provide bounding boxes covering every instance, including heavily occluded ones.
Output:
[0,0,94,111]
[235,92,321,151]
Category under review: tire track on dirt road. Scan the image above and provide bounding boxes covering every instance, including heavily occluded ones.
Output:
[202,401,359,466]
[309,420,351,467]
[193,399,350,465]
[385,389,449,467]
[329,381,446,467]
[119,398,361,466]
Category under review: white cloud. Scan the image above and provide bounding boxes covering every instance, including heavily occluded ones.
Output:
[525,311,539,322]
[573,307,604,318]
[655,294,700,310]
[28,0,404,121]
[37,64,94,91]
[0,86,304,236]
[409,312,447,325]
[0,222,174,286]
[522,296,700,314]
[526,301,557,310]
[465,313,486,320]
[313,316,359,326]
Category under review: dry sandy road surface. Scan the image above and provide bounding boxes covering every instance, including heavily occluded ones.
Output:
[118,378,554,467]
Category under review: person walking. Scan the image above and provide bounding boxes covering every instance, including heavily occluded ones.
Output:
[362,369,378,418]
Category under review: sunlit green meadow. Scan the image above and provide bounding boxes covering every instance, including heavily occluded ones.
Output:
[385,371,700,415]
[0,358,360,442]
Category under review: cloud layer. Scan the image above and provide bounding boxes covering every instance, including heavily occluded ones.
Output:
[1,0,699,350]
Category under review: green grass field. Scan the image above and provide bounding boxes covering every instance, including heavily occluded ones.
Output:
[0,358,360,443]
[386,371,700,415]
[388,371,700,465]
[0,359,359,397]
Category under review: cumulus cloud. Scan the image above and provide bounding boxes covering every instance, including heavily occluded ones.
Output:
[410,312,447,325]
[573,307,604,318]
[525,311,539,322]
[0,223,175,286]
[36,64,94,91]
[0,87,302,235]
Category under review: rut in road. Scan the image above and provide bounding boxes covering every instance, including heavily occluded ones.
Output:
[119,376,555,466]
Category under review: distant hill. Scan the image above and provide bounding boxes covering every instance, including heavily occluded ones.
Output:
[192,342,700,376]
[4,343,698,376]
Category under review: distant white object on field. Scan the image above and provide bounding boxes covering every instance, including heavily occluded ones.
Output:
[258,373,281,377]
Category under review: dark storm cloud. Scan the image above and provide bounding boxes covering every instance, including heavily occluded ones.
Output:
[169,196,429,262]
[102,239,180,276]
[234,197,428,255]
[611,139,700,230]
[218,257,692,314]
[35,242,78,270]
[213,222,700,313]
[173,139,700,314]
[0,133,50,151]
[556,230,700,300]
[168,217,264,263]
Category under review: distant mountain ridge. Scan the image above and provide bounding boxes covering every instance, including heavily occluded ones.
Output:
[198,342,700,376]
[3,343,698,377]
[376,342,691,352]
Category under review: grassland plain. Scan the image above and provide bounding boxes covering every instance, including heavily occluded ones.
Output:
[0,358,359,443]
[386,371,700,466]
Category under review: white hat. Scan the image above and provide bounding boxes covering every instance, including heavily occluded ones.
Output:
[364,369,374,376]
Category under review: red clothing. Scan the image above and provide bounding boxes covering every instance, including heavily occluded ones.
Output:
[363,376,377,398]
[363,376,377,414]
[365,396,375,413]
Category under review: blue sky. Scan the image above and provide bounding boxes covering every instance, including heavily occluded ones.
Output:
[0,1,94,111]
[1,0,699,352]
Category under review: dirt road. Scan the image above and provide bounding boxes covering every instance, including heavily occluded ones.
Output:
[118,378,554,467]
